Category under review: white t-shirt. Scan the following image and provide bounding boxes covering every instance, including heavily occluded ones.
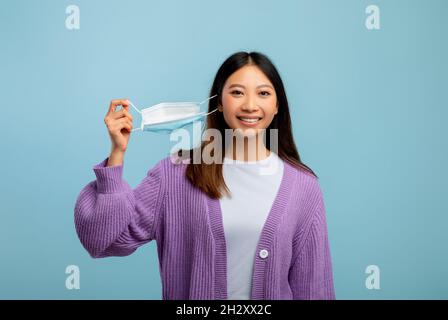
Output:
[220,151,284,299]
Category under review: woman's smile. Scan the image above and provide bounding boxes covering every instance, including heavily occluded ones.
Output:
[236,115,263,127]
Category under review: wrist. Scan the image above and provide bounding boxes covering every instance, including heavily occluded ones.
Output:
[108,149,125,167]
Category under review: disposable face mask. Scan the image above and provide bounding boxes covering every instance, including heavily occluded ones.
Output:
[128,95,218,133]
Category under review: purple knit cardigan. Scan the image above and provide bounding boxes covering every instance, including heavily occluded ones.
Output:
[74,156,336,300]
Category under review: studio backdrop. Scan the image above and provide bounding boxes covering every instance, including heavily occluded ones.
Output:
[0,0,447,299]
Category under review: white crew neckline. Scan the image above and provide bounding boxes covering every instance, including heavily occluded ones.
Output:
[223,151,276,165]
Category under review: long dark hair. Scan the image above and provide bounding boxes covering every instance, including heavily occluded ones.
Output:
[181,51,316,199]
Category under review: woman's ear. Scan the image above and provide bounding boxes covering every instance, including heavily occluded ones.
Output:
[218,104,223,112]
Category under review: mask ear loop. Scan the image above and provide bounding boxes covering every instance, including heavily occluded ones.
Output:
[203,108,219,116]
[199,94,219,116]
[128,101,143,132]
[198,94,218,105]
[197,95,219,132]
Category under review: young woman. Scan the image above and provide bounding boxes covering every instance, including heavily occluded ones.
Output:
[74,52,336,300]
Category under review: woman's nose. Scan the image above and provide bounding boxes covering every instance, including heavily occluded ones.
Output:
[241,96,259,112]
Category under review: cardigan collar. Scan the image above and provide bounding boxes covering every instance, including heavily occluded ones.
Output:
[206,160,296,300]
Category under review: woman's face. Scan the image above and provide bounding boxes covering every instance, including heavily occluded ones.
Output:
[219,65,278,136]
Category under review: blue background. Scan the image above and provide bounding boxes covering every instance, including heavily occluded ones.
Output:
[0,0,447,299]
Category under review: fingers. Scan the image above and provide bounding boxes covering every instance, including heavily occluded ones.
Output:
[109,108,134,121]
[112,118,133,133]
[120,118,133,133]
[105,99,134,128]
[107,99,130,115]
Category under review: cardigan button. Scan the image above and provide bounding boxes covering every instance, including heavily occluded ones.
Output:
[259,249,269,259]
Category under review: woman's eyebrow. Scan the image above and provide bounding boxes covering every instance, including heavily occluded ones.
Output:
[228,84,274,89]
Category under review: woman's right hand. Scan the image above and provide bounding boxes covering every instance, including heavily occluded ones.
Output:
[104,99,134,166]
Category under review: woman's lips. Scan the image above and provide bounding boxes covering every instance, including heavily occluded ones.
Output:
[237,116,262,127]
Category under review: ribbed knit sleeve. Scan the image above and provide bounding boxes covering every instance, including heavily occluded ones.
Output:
[288,182,336,300]
[74,158,165,258]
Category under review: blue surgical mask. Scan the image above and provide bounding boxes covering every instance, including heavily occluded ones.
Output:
[129,95,218,133]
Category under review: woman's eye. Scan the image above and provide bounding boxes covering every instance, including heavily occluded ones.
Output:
[259,91,271,96]
[230,90,243,96]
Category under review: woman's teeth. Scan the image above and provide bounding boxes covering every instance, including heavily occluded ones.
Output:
[238,117,260,123]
